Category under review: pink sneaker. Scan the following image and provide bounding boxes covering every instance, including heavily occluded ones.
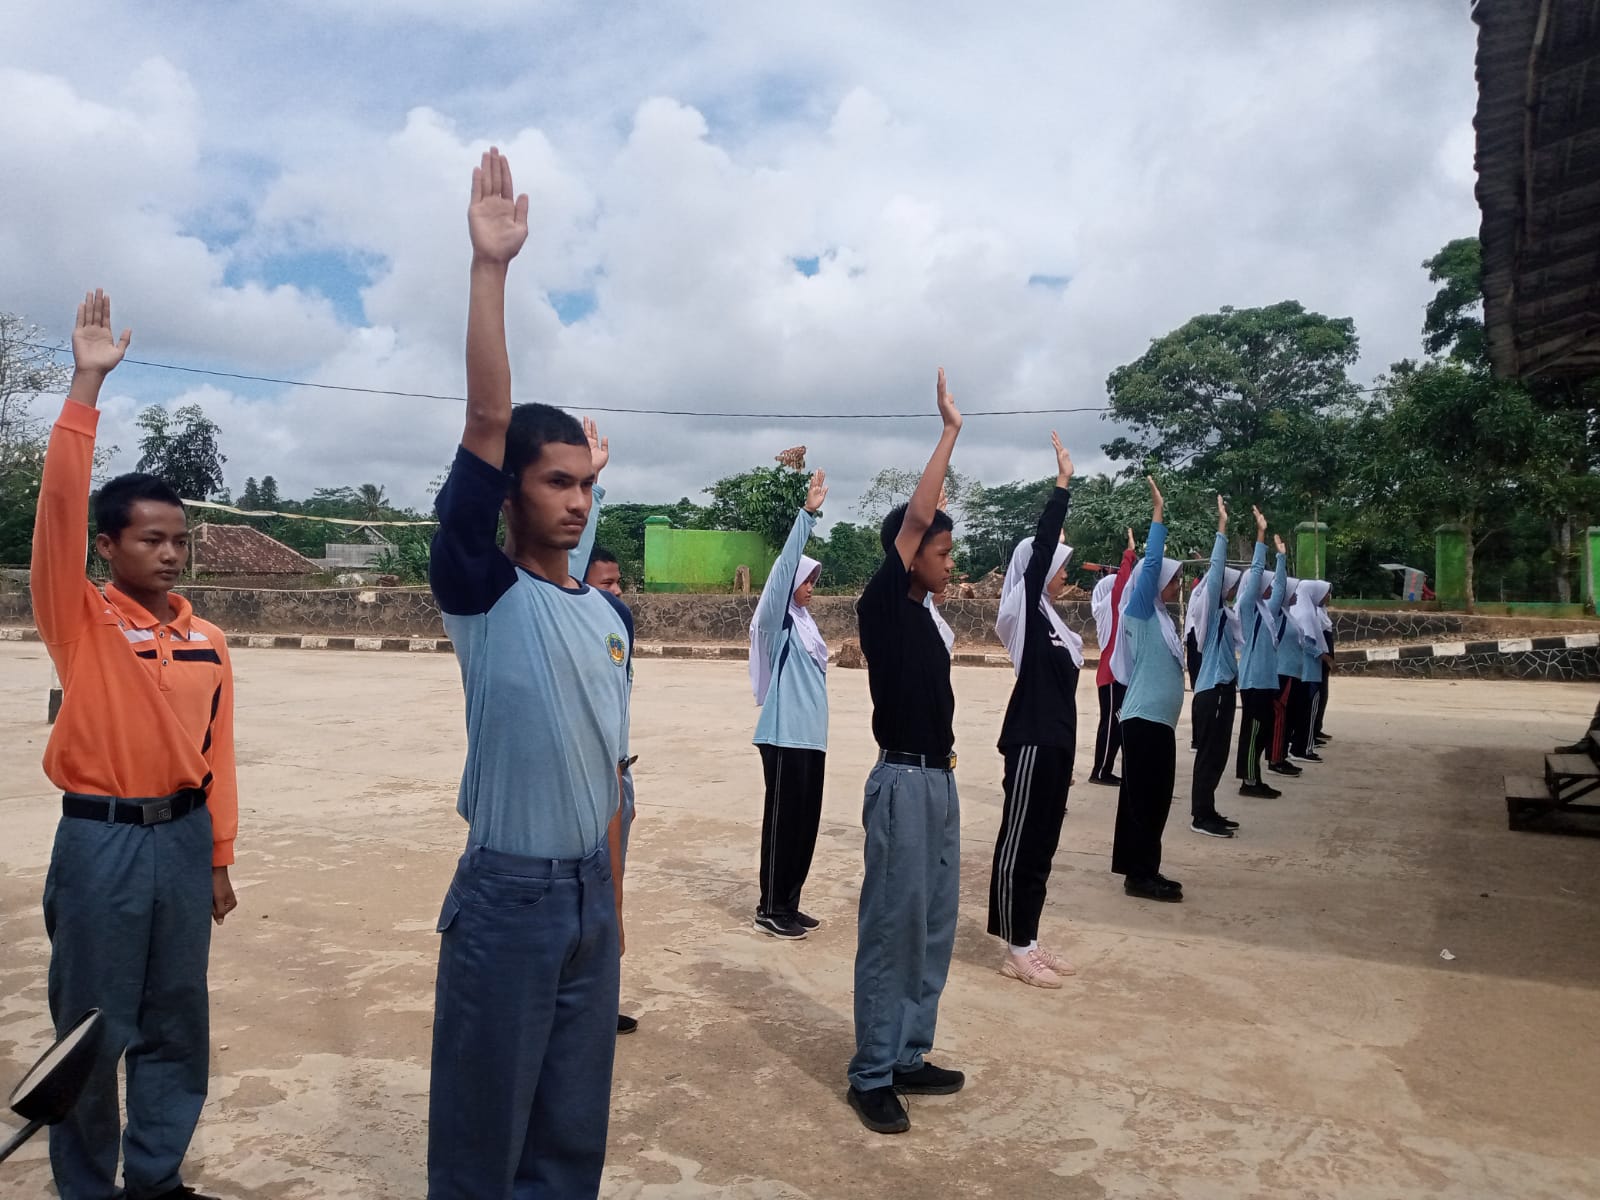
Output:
[1000,948,1062,989]
[1034,945,1077,977]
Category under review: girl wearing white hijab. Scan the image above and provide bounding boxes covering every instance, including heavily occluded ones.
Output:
[1288,580,1333,761]
[1088,529,1138,785]
[1187,495,1253,839]
[988,434,1083,989]
[1110,477,1187,903]
[749,469,831,940]
[1268,575,1306,773]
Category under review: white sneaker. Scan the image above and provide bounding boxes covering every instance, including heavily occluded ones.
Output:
[1033,945,1077,977]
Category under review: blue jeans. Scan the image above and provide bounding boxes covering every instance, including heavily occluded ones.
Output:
[848,761,961,1092]
[43,807,214,1200]
[427,842,619,1199]
[619,766,635,865]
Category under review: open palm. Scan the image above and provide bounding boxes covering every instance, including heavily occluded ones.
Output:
[468,147,529,264]
[72,289,131,375]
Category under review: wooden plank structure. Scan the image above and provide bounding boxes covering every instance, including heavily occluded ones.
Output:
[1475,0,1600,379]
[1505,701,1600,833]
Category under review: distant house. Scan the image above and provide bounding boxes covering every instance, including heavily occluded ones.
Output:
[191,523,321,578]
[316,525,395,570]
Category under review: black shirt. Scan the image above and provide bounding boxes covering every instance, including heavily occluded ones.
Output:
[856,549,955,758]
[998,487,1080,751]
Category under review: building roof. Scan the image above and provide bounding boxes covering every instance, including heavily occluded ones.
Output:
[192,523,321,575]
[1475,0,1600,379]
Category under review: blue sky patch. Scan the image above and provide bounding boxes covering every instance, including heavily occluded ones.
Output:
[550,288,598,324]
[1027,273,1071,291]
[223,248,373,325]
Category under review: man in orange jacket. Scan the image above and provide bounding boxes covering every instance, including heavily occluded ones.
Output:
[32,290,238,1200]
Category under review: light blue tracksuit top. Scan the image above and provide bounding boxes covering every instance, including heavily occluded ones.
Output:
[1118,521,1185,729]
[1237,550,1287,691]
[1275,595,1307,679]
[752,509,829,751]
[1193,532,1240,693]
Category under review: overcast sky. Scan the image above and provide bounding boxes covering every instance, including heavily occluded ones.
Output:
[2,1,1482,520]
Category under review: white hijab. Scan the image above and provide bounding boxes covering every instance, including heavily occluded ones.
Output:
[1183,567,1243,651]
[1274,577,1303,646]
[749,554,827,704]
[926,594,955,653]
[1090,573,1117,651]
[1294,579,1331,651]
[1242,570,1288,647]
[1108,556,1182,683]
[996,538,1084,675]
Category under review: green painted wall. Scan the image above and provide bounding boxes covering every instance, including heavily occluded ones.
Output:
[643,519,776,593]
[1435,523,1468,609]
[1295,521,1328,580]
[1585,526,1600,614]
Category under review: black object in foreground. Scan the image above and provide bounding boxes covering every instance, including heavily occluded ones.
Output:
[0,1009,105,1165]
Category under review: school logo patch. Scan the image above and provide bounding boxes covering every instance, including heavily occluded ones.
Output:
[607,632,626,665]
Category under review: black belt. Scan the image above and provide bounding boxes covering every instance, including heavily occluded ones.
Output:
[62,788,207,827]
[879,750,958,771]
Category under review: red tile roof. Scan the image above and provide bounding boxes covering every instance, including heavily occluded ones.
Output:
[192,523,320,575]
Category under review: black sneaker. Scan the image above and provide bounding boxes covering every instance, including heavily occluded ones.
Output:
[892,1061,965,1095]
[1295,750,1324,764]
[1217,813,1240,828]
[1089,772,1120,787]
[754,912,807,939]
[1239,781,1282,799]
[148,1189,221,1200]
[1154,873,1183,893]
[794,911,821,930]
[848,1084,910,1133]
[1267,760,1302,777]
[617,1013,638,1035]
[1123,875,1182,902]
[1315,732,1332,744]
[1191,815,1234,838]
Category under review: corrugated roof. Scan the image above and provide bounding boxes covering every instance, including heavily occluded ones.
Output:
[192,523,320,575]
[1475,0,1600,379]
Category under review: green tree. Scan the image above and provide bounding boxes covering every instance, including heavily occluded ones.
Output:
[239,477,262,510]
[0,314,71,564]
[1102,301,1362,514]
[703,465,810,548]
[807,521,881,590]
[595,498,708,586]
[135,404,228,500]
[258,475,282,510]
[355,483,390,521]
[856,465,972,523]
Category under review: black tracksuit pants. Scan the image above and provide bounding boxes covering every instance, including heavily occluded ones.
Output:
[756,744,825,917]
[1190,682,1237,819]
[1091,681,1127,779]
[1112,717,1176,879]
[988,744,1074,946]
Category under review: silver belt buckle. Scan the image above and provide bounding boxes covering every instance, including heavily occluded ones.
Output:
[140,798,174,825]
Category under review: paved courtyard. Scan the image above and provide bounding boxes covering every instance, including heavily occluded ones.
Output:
[1,643,1597,1199]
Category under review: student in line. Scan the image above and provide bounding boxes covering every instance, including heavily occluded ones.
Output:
[749,468,832,940]
[1268,576,1307,776]
[569,418,642,1038]
[32,290,239,1200]
[1289,580,1333,762]
[1108,477,1186,903]
[848,368,966,1136]
[1235,532,1289,798]
[1088,529,1137,786]
[988,432,1083,988]
[1312,587,1334,746]
[426,148,633,1200]
[1188,496,1259,839]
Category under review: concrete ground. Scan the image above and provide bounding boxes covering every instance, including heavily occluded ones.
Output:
[1,643,1598,1200]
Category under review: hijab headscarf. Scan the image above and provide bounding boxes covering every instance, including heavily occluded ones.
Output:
[1183,566,1244,652]
[1090,572,1117,651]
[1293,579,1332,653]
[1273,577,1303,646]
[1108,556,1182,683]
[996,538,1084,675]
[749,555,827,704]
[925,594,955,653]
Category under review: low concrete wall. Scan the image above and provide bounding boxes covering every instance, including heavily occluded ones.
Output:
[1336,635,1600,681]
[0,585,1589,649]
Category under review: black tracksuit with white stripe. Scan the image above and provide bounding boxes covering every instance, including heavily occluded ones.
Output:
[988,488,1078,947]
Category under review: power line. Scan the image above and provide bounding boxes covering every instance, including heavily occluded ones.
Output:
[19,340,1110,419]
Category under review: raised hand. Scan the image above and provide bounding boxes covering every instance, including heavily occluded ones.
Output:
[468,147,530,265]
[1273,533,1287,555]
[936,367,962,432]
[583,416,609,476]
[1147,474,1164,522]
[1126,527,1135,551]
[936,480,950,513]
[1051,430,1074,486]
[1216,493,1228,532]
[805,468,828,514]
[72,289,131,377]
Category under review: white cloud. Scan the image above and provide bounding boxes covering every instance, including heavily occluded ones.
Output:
[2,2,1483,516]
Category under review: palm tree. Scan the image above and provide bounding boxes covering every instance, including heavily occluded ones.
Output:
[356,483,389,521]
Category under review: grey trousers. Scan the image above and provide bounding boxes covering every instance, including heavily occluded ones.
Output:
[848,761,960,1092]
[43,807,214,1200]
